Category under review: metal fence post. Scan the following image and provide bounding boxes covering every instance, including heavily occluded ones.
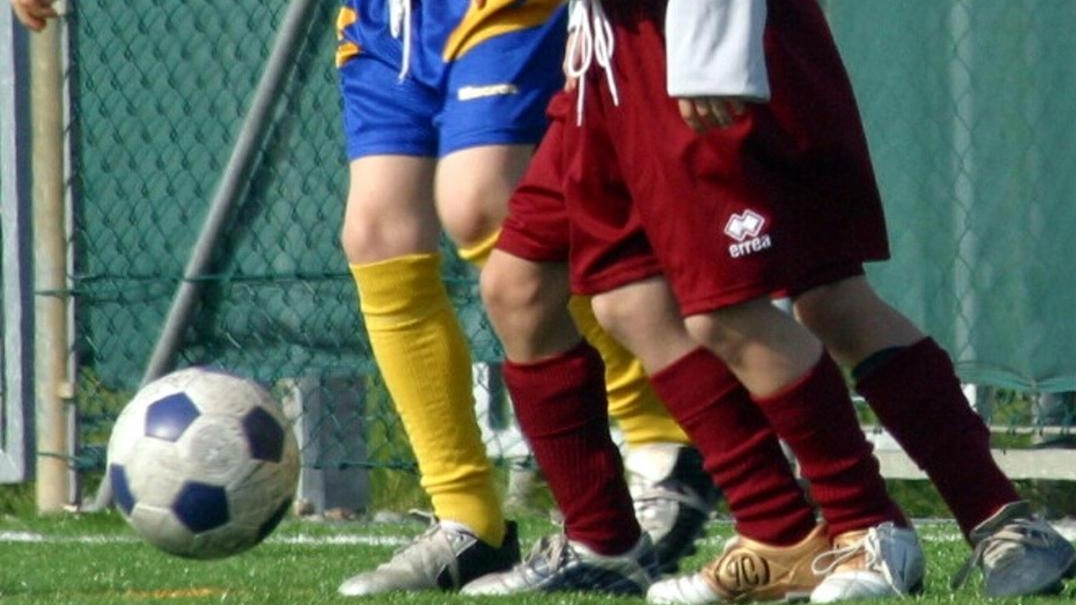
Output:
[0,0,37,485]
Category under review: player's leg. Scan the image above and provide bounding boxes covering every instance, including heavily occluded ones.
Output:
[340,161,519,595]
[343,154,510,535]
[589,279,830,604]
[683,302,921,602]
[455,96,657,594]
[335,4,514,595]
[427,11,619,576]
[434,142,548,531]
[341,165,517,596]
[589,278,920,604]
[794,275,1076,596]
[459,232,717,572]
[462,249,656,596]
[569,295,719,574]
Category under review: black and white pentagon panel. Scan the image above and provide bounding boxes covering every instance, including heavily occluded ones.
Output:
[145,392,201,442]
[242,406,287,463]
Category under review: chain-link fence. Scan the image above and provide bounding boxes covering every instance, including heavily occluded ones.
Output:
[3,0,1075,507]
[61,0,518,509]
[829,1,1076,396]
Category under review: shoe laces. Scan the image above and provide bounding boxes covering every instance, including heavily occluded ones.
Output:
[951,517,1056,589]
[490,533,576,587]
[565,0,619,124]
[384,511,468,566]
[525,533,576,573]
[811,531,880,577]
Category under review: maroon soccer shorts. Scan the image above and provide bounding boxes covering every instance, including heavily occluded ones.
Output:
[497,91,665,290]
[496,92,574,264]
[552,0,890,315]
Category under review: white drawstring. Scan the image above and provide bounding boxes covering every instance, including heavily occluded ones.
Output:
[389,0,413,81]
[565,0,619,124]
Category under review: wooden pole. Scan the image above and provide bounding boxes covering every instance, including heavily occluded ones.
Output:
[30,16,71,513]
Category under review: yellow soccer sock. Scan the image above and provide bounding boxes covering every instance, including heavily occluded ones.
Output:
[352,254,505,546]
[567,296,690,449]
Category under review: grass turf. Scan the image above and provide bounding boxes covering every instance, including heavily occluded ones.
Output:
[1,511,1074,604]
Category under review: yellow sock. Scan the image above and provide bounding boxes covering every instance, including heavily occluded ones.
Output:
[352,253,505,546]
[567,296,690,449]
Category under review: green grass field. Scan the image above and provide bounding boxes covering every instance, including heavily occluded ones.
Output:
[1,510,1074,605]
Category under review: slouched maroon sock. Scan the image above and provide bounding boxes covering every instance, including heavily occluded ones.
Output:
[503,341,640,555]
[752,354,906,537]
[649,348,817,546]
[856,338,1020,537]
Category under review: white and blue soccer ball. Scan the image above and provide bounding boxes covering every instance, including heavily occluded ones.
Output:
[106,367,299,559]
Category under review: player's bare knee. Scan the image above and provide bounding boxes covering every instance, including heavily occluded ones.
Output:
[437,182,507,248]
[793,280,861,334]
[340,220,401,264]
[589,294,634,345]
[341,203,440,263]
[791,295,834,334]
[339,220,377,263]
[480,262,537,319]
[442,208,501,251]
[684,312,751,364]
[684,314,717,348]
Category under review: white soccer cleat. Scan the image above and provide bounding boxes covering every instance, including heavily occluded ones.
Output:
[809,522,924,602]
[337,513,519,596]
[627,443,720,574]
[461,532,656,596]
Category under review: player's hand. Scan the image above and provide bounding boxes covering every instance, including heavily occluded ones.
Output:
[676,97,748,132]
[10,0,59,32]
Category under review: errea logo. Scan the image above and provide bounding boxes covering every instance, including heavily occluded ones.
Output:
[724,210,765,241]
[724,209,772,258]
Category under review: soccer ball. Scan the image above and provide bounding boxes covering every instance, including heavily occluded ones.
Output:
[106,367,300,559]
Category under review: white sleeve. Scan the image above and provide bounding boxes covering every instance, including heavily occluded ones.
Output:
[665,0,771,100]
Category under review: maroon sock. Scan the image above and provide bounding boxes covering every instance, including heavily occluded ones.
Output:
[856,338,1020,537]
[503,341,640,555]
[753,354,906,537]
[649,348,817,546]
